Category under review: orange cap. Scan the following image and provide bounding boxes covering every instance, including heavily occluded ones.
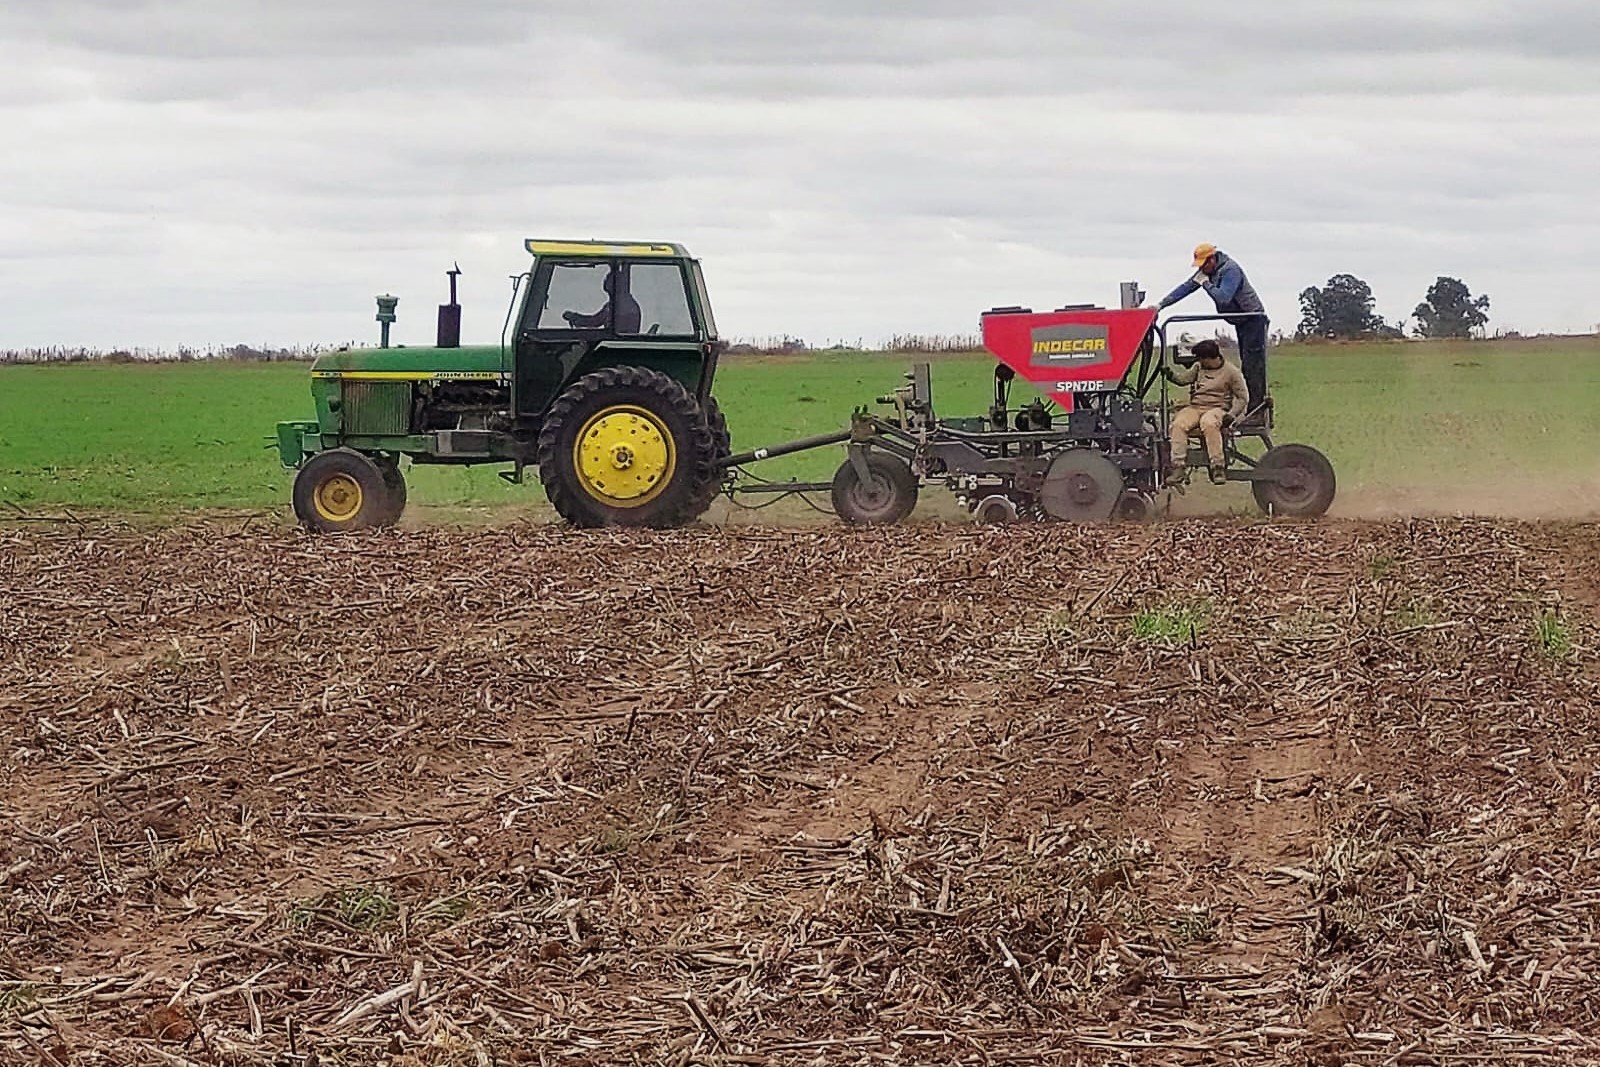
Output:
[1192,242,1218,267]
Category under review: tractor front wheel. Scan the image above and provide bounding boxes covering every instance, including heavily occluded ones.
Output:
[832,452,919,525]
[292,449,392,533]
[1252,444,1336,518]
[536,367,718,529]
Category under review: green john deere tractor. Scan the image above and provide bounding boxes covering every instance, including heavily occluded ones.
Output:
[276,239,730,531]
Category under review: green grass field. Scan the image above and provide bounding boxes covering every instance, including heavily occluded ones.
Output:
[3,336,1599,520]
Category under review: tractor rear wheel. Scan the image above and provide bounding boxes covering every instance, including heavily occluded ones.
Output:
[832,452,918,525]
[292,449,391,533]
[685,394,732,516]
[1252,444,1336,518]
[536,366,718,529]
[374,456,408,527]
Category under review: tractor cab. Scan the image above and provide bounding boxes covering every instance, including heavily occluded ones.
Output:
[509,240,721,418]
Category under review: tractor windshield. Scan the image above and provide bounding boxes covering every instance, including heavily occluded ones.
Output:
[537,261,617,330]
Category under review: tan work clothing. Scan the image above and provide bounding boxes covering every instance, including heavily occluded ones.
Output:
[1168,360,1249,468]
[1171,406,1227,467]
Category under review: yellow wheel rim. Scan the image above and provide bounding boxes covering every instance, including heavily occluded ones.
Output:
[573,405,676,507]
[313,473,364,523]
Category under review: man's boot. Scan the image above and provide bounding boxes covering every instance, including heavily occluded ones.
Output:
[1208,465,1227,485]
[1168,465,1190,487]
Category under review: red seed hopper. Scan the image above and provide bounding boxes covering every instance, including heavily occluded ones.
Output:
[980,305,1160,412]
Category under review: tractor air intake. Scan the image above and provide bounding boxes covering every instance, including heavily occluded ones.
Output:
[375,294,398,348]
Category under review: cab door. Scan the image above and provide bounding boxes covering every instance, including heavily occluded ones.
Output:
[512,258,615,417]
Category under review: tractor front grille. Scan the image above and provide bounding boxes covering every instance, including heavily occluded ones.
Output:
[342,381,412,436]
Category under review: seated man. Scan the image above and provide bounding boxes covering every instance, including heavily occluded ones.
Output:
[563,270,642,332]
[1165,340,1248,485]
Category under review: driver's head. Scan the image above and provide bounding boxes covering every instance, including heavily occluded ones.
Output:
[1192,242,1219,274]
[1192,339,1224,368]
[601,270,616,295]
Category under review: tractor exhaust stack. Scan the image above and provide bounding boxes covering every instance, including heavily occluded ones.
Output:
[437,263,462,348]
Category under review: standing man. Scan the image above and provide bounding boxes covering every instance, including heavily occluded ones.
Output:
[1153,243,1270,425]
[1165,340,1249,485]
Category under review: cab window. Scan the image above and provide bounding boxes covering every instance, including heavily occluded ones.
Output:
[621,262,695,337]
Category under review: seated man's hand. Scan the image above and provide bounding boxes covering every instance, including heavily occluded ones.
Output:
[1222,414,1235,428]
[1192,270,1211,286]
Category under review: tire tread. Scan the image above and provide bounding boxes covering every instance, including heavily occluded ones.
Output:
[535,366,718,529]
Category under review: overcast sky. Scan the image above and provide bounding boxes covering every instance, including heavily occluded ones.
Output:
[1,0,1596,350]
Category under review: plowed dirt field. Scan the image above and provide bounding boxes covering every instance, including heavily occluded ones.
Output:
[4,518,1600,1065]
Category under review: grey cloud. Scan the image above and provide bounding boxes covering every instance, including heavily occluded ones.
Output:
[1,1,533,60]
[13,1,1598,105]
[0,0,1596,347]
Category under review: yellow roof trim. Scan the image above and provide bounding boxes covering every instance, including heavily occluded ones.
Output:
[525,239,686,258]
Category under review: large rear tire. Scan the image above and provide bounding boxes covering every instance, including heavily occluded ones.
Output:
[374,455,408,528]
[1252,444,1336,518]
[292,449,391,533]
[685,394,732,517]
[536,367,718,529]
[832,453,918,525]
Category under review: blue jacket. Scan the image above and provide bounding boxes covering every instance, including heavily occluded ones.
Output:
[1158,252,1266,317]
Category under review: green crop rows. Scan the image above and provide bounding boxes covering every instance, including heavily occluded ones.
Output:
[2,337,1598,521]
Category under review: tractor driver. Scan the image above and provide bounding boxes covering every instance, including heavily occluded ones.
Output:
[1165,340,1248,486]
[563,269,642,333]
[1152,243,1270,426]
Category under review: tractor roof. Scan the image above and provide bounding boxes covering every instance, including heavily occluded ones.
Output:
[525,239,691,259]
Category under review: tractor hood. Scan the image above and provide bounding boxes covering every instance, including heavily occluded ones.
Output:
[309,344,506,379]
